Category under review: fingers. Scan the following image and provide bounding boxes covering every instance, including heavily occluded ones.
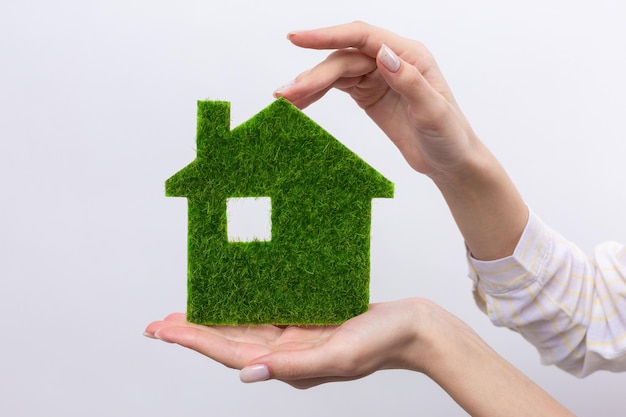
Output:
[276,21,412,109]
[274,48,377,109]
[277,20,454,119]
[144,312,285,368]
[163,312,187,322]
[143,312,187,339]
[157,325,257,369]
[144,313,216,339]
[239,360,363,389]
[287,21,410,58]
[146,321,279,370]
[285,86,332,111]
[241,345,344,383]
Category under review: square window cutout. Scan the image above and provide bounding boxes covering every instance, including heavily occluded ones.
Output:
[226,197,272,242]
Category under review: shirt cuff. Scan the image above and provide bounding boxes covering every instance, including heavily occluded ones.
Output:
[468,209,553,295]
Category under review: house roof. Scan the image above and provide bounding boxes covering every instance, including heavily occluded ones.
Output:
[166,98,393,200]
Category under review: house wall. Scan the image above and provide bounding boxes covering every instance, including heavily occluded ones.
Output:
[185,194,373,324]
[2,0,626,416]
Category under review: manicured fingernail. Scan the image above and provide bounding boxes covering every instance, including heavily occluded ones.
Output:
[240,364,270,383]
[378,44,401,73]
[273,79,296,97]
[143,332,157,339]
[152,329,173,343]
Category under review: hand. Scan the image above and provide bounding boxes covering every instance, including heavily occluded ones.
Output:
[144,298,433,389]
[274,21,479,178]
[275,22,529,261]
[145,297,574,416]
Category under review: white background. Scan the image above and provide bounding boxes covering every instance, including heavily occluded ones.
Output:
[1,0,625,415]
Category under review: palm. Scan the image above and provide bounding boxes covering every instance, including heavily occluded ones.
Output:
[146,301,419,387]
[148,313,334,366]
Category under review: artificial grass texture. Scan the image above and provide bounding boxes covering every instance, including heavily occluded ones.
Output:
[166,98,394,325]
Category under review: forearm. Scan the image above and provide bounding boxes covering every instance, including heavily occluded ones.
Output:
[437,335,572,416]
[429,140,528,261]
[406,300,574,417]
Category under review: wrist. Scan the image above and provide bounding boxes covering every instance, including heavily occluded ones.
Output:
[426,137,496,193]
[391,298,452,374]
[428,141,528,260]
[421,306,576,417]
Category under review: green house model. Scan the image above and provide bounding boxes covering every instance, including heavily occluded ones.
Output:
[166,98,394,325]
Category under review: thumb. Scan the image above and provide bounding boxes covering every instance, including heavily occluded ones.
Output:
[239,347,345,383]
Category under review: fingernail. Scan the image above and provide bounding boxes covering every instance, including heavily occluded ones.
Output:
[152,329,170,342]
[287,30,302,40]
[240,364,270,383]
[143,332,157,339]
[273,79,296,97]
[378,44,401,73]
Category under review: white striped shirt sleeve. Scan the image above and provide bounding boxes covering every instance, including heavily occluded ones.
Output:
[468,210,626,377]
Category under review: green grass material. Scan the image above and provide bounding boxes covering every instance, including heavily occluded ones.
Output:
[166,98,394,325]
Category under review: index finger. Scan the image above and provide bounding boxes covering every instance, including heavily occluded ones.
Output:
[287,21,413,58]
